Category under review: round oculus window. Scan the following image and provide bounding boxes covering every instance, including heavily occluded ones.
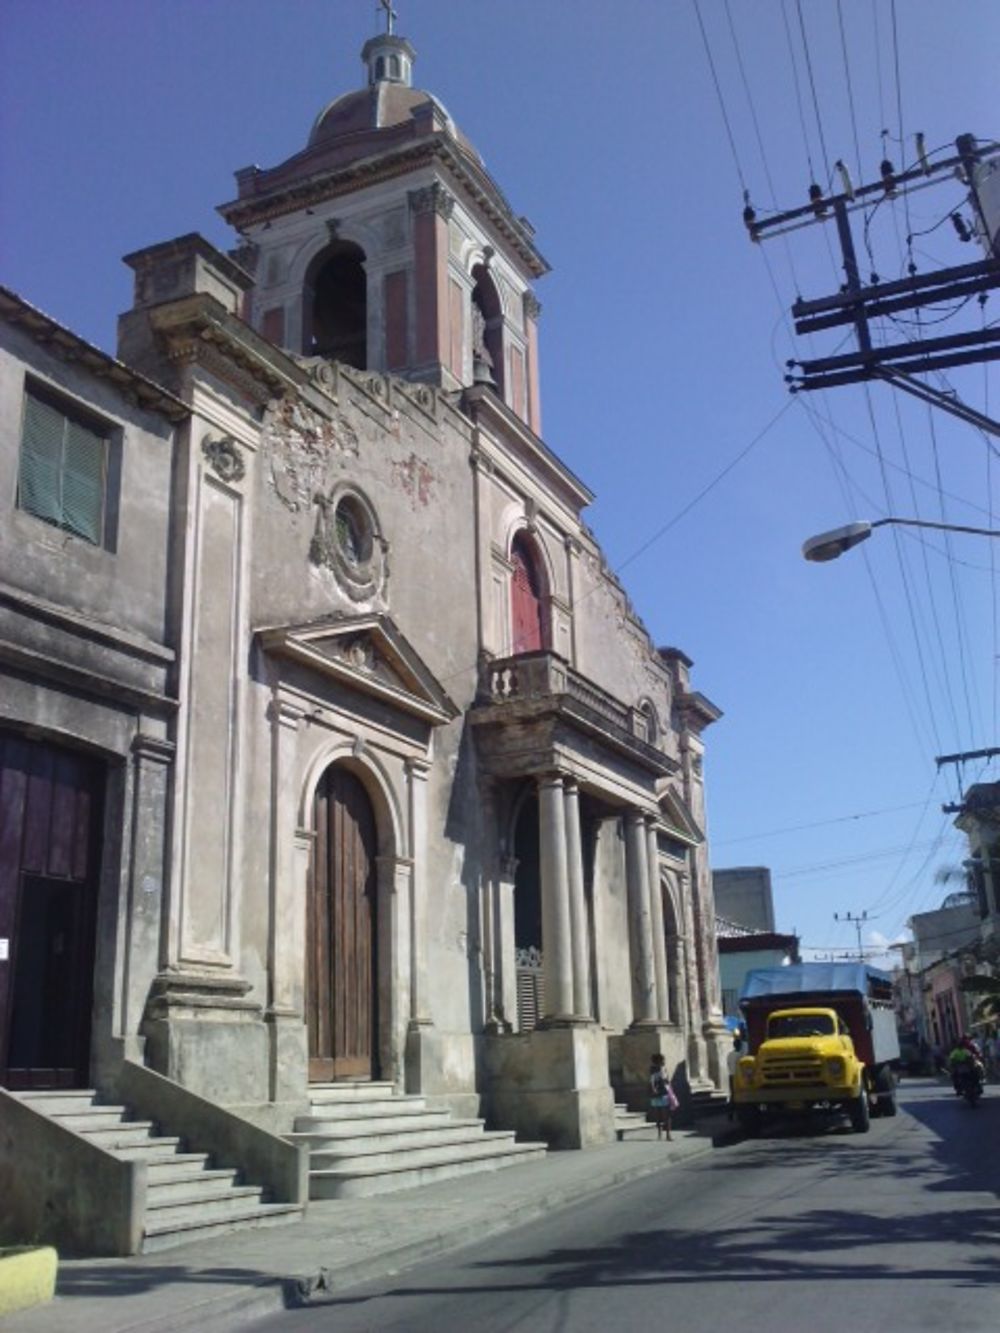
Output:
[334,497,371,567]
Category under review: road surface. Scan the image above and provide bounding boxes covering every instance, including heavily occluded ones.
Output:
[252,1078,1000,1332]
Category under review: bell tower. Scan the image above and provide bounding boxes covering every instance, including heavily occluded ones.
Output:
[219,20,548,430]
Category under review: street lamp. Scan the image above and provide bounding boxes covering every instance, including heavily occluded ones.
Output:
[802,517,1000,562]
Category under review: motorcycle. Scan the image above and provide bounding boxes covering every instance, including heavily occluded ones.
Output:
[953,1060,985,1106]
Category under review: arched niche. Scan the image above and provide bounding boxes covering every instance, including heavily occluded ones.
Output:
[303,240,368,368]
[471,263,504,395]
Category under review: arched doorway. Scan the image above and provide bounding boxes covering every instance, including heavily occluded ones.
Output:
[661,877,683,1025]
[307,765,379,1080]
[510,533,547,655]
[513,790,543,1030]
[304,242,368,367]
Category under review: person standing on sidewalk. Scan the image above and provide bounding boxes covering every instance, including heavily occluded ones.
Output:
[649,1054,675,1141]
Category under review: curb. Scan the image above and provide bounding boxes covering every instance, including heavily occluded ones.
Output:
[140,1132,726,1333]
[0,1247,58,1319]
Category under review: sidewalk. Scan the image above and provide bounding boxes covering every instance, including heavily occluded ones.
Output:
[1,1115,735,1333]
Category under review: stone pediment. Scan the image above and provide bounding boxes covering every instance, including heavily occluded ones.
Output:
[657,787,704,847]
[257,613,458,725]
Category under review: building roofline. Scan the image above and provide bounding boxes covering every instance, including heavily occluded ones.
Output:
[0,285,189,423]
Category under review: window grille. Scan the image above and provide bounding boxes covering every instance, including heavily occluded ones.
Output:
[18,390,108,545]
[515,945,544,1031]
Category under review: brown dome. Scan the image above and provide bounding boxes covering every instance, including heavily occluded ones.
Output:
[308,82,481,165]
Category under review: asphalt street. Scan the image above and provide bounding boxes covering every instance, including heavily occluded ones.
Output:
[250,1079,1000,1333]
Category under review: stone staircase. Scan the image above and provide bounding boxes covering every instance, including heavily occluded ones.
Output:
[13,1089,303,1253]
[288,1082,547,1199]
[613,1102,658,1140]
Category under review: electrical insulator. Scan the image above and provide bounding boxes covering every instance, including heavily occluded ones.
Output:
[951,212,972,243]
[916,132,930,174]
[835,160,855,200]
[880,159,897,195]
[808,182,826,216]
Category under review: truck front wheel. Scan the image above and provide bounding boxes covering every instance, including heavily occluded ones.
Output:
[737,1106,761,1137]
[849,1088,871,1134]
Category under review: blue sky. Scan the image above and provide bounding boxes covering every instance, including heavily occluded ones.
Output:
[2,0,997,963]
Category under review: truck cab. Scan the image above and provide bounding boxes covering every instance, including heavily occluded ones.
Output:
[732,964,900,1135]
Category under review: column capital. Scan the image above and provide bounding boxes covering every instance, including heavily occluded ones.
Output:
[537,770,566,792]
[267,697,306,731]
[405,756,432,780]
[130,733,175,765]
[408,182,456,219]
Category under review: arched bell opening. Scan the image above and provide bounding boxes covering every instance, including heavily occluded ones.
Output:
[304,241,368,367]
[470,264,504,395]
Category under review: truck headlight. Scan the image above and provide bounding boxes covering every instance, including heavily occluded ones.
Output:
[826,1057,846,1081]
[737,1057,756,1085]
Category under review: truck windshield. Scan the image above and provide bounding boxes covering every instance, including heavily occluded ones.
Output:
[768,1014,835,1038]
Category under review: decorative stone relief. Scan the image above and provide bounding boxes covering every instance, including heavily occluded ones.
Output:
[202,435,245,483]
[262,395,359,513]
[392,452,435,509]
[408,182,456,219]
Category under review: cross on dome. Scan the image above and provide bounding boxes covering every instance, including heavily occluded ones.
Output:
[378,0,397,37]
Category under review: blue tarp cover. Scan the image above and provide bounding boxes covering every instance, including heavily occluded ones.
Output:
[739,962,891,1002]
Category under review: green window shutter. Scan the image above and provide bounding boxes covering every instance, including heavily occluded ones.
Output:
[18,390,108,545]
[62,417,106,543]
[19,393,65,525]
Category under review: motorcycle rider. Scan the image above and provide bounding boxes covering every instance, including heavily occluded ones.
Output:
[948,1035,985,1096]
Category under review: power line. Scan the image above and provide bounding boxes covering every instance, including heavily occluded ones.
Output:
[692,0,747,195]
[795,0,832,184]
[714,799,934,847]
[835,0,863,182]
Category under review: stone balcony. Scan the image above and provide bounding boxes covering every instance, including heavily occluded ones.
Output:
[471,650,678,782]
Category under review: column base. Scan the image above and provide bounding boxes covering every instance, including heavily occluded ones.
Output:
[483,1026,615,1149]
[265,1007,307,1105]
[141,971,267,1104]
[405,1024,481,1119]
[619,1025,689,1115]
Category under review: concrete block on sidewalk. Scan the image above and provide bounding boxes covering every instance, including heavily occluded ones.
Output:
[0,1247,58,1317]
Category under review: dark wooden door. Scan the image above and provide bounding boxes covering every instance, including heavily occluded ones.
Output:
[0,732,103,1089]
[307,767,378,1081]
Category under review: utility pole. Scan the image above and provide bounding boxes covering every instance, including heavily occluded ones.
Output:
[745,133,1000,436]
[834,910,868,960]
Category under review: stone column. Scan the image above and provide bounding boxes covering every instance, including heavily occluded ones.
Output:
[538,773,574,1021]
[564,779,591,1019]
[406,757,433,1030]
[646,819,669,1023]
[264,699,308,1102]
[625,810,657,1025]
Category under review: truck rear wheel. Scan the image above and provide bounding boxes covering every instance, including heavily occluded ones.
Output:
[849,1088,871,1134]
[875,1065,897,1117]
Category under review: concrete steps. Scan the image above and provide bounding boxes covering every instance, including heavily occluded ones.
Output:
[613,1103,658,1141]
[12,1089,303,1253]
[292,1082,546,1199]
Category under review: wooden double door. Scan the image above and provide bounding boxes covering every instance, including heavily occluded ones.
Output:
[0,731,103,1090]
[307,766,379,1081]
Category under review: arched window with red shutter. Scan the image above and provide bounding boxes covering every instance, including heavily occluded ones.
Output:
[510,533,547,655]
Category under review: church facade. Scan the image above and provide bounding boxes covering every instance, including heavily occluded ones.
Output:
[1,28,727,1155]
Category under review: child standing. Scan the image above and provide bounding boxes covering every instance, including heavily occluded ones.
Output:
[649,1053,674,1141]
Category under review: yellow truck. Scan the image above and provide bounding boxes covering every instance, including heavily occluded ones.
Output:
[732,963,900,1135]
